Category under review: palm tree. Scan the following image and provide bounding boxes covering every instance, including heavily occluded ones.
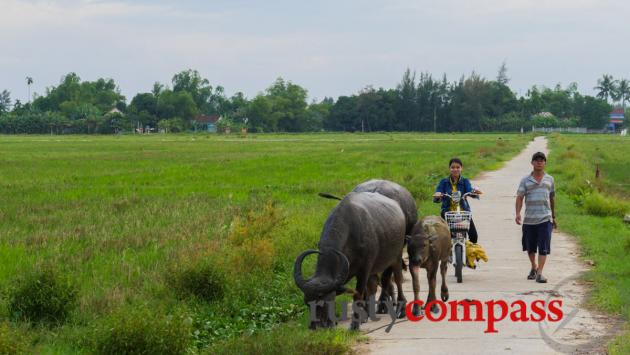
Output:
[26,76,33,103]
[615,79,630,112]
[594,74,616,103]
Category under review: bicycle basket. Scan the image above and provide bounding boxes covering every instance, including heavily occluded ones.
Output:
[444,211,472,233]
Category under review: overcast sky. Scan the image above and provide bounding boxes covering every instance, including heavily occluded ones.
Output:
[2,0,629,104]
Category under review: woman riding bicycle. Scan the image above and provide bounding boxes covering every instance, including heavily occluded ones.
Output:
[433,158,482,244]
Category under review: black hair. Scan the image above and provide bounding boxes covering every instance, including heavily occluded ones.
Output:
[449,158,463,167]
[531,152,547,161]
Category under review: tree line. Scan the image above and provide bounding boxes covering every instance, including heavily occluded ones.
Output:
[0,65,626,134]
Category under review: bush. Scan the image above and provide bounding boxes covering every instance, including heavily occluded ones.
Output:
[496,112,526,131]
[206,322,354,355]
[565,181,592,199]
[582,191,629,217]
[0,322,28,354]
[170,261,226,303]
[559,149,581,160]
[531,113,560,128]
[8,267,77,325]
[477,146,495,158]
[227,202,285,271]
[93,307,193,355]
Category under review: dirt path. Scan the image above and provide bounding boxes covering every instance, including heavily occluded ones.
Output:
[354,136,612,355]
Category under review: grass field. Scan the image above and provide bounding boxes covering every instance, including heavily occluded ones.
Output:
[548,134,630,354]
[0,132,531,353]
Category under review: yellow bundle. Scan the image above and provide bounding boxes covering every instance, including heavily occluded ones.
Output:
[465,240,488,269]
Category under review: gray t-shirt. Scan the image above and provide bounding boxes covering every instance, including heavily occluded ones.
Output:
[517,173,555,225]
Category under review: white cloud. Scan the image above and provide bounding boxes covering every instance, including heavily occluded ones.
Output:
[1,0,630,103]
[0,0,223,32]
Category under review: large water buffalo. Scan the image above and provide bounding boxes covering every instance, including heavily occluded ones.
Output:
[351,179,418,312]
[351,179,418,235]
[319,179,419,314]
[294,191,407,330]
[406,216,452,315]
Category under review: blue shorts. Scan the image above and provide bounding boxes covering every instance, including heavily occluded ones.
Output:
[522,221,552,255]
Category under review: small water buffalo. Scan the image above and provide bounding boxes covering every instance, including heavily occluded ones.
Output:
[294,192,407,330]
[406,216,452,315]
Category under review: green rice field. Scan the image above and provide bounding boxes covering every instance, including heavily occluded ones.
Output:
[0,132,532,353]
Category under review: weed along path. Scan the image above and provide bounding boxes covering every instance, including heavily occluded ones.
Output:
[354,137,612,355]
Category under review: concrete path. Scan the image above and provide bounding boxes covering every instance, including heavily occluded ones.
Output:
[354,137,612,355]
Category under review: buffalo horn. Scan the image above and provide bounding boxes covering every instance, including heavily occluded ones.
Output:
[293,249,320,291]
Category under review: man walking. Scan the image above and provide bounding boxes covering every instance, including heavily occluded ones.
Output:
[515,152,556,283]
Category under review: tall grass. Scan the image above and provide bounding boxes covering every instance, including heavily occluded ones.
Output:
[7,265,77,325]
[548,134,630,353]
[0,321,29,354]
[0,132,531,353]
[206,319,358,355]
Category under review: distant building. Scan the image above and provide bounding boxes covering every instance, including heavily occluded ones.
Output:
[106,108,124,116]
[534,111,555,118]
[608,108,625,132]
[193,115,221,132]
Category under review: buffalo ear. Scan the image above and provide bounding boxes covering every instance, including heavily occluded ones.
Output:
[331,249,349,288]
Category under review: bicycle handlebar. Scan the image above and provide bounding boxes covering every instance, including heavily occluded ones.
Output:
[444,192,478,199]
[433,191,480,203]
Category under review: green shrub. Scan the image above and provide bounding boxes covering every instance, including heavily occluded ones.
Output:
[610,332,630,355]
[8,267,77,325]
[207,322,355,355]
[565,179,592,198]
[551,159,588,182]
[93,307,193,355]
[582,191,629,217]
[170,261,226,303]
[227,202,284,271]
[531,113,560,128]
[0,322,28,354]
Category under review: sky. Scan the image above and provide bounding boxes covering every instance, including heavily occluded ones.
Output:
[1,0,629,104]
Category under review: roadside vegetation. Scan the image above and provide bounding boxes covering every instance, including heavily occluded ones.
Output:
[547,134,630,354]
[0,132,530,353]
[0,68,620,135]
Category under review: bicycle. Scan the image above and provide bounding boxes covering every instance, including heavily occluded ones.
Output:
[434,191,479,283]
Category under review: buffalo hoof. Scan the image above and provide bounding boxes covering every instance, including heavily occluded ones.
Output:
[412,303,422,317]
[430,304,439,314]
[441,292,449,302]
[377,302,388,314]
[349,321,360,331]
[396,306,406,319]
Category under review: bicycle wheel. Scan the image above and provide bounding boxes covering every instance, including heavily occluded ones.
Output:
[455,244,463,283]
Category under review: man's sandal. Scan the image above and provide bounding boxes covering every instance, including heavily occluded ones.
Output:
[527,269,537,280]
